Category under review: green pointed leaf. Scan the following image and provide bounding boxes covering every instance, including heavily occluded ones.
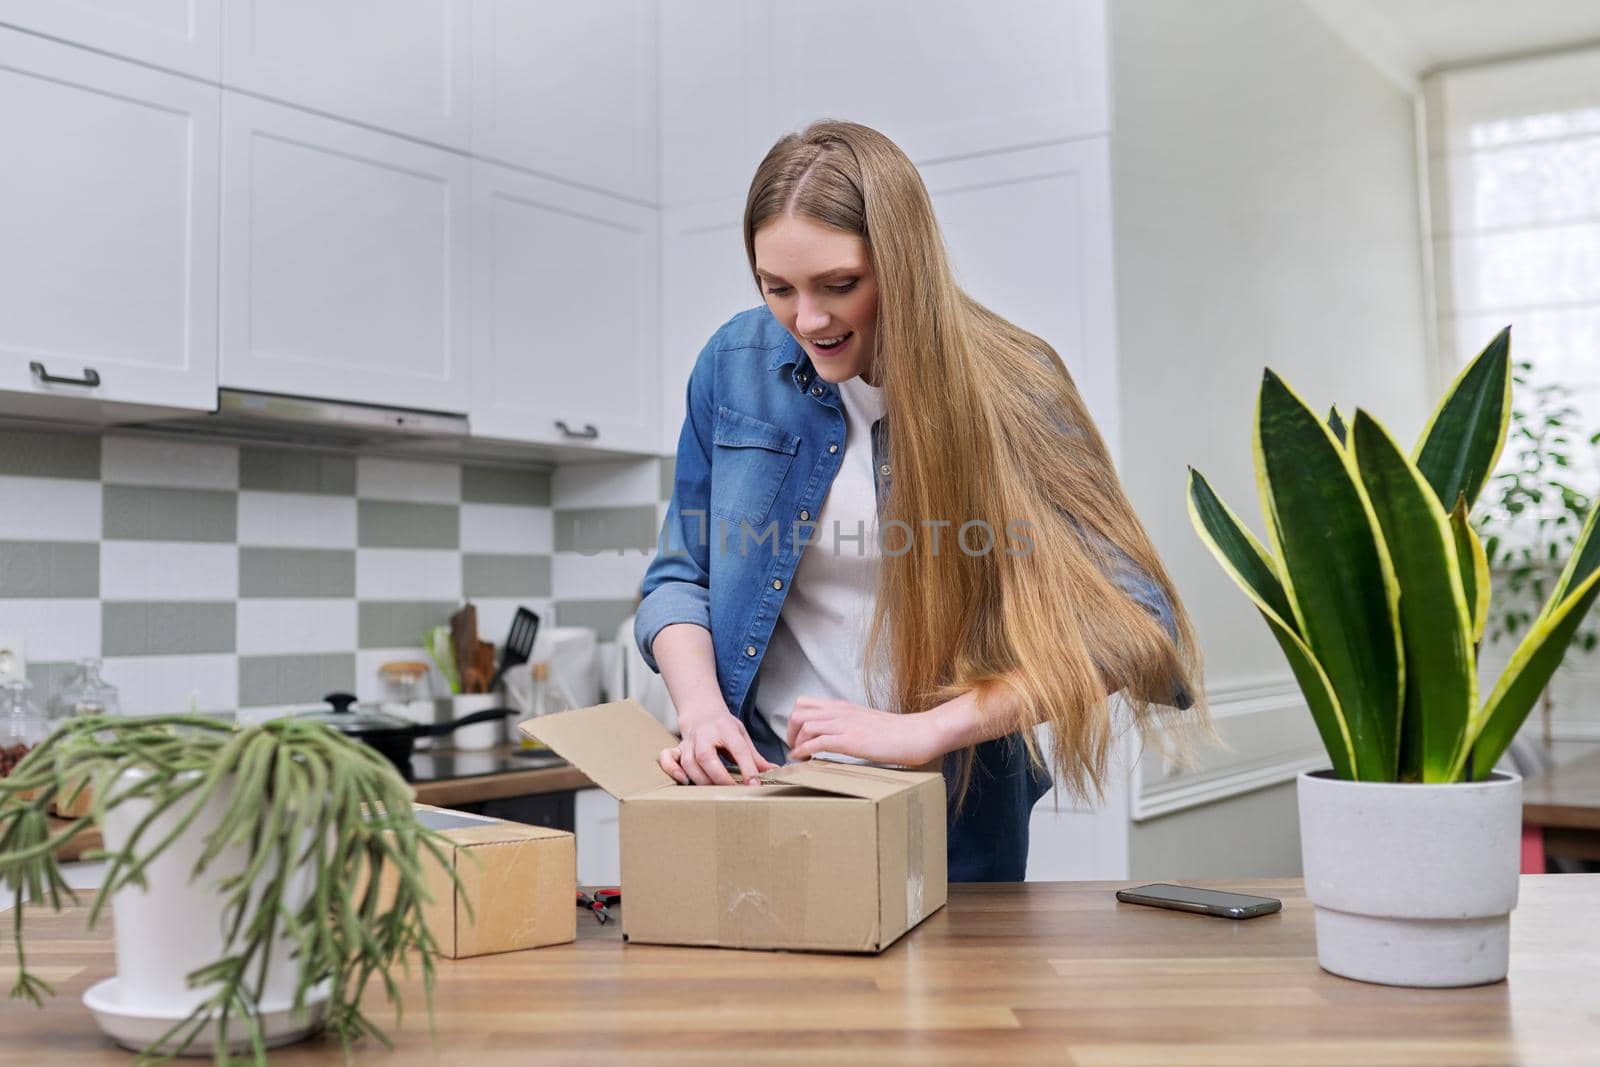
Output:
[1327,406,1347,446]
[1186,469,1296,626]
[1351,412,1475,782]
[1256,370,1403,780]
[1188,469,1356,778]
[1413,326,1512,511]
[1450,496,1490,645]
[1544,502,1600,621]
[1469,558,1600,780]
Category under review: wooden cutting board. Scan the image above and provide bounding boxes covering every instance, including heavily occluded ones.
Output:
[47,815,101,862]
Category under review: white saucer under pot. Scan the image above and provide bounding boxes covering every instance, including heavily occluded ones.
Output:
[82,976,331,1056]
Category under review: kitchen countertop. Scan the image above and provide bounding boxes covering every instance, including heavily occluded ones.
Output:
[2,876,1596,1064]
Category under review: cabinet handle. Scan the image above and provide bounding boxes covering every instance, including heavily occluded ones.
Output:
[30,361,102,388]
[555,420,599,440]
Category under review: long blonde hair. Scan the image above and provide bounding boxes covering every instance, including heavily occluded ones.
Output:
[744,120,1206,801]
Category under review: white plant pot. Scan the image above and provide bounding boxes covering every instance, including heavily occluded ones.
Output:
[95,769,326,1053]
[1297,769,1522,988]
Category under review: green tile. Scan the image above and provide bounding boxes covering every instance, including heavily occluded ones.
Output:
[658,457,676,502]
[0,541,98,598]
[358,601,458,650]
[102,486,237,543]
[239,653,356,708]
[553,506,658,553]
[462,554,552,599]
[239,448,356,496]
[461,465,551,506]
[238,547,356,598]
[357,500,459,549]
[0,428,100,480]
[554,599,637,638]
[102,601,236,657]
[25,661,76,711]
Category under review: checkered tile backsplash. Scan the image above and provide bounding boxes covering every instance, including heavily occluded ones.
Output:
[0,426,667,715]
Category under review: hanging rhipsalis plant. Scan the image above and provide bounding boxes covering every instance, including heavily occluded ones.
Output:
[1187,328,1600,782]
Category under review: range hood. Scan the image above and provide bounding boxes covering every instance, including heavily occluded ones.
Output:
[136,388,470,450]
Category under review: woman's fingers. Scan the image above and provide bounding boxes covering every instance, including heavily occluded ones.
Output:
[693,738,737,785]
[658,746,689,785]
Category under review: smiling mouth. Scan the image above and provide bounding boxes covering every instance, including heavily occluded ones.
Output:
[809,332,853,353]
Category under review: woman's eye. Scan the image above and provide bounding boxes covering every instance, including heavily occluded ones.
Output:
[828,282,857,294]
[765,286,791,296]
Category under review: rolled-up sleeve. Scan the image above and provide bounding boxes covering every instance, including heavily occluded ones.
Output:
[635,338,718,674]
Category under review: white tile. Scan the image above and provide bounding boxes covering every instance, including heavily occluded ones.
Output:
[553,458,660,509]
[460,503,553,553]
[0,477,100,541]
[355,647,451,703]
[0,599,99,662]
[237,491,357,548]
[356,548,462,601]
[237,600,357,656]
[552,550,652,600]
[356,457,461,504]
[102,654,237,716]
[101,435,239,490]
[472,598,554,651]
[99,542,238,601]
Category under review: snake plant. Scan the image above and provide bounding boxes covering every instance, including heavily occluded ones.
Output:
[0,714,463,1065]
[1188,328,1600,782]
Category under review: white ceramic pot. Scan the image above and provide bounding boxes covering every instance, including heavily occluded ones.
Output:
[1297,769,1522,987]
[449,693,503,750]
[96,769,326,1050]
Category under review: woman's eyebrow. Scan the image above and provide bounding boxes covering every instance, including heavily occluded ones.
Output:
[756,267,860,282]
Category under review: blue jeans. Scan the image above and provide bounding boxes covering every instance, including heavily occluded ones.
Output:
[746,708,1051,883]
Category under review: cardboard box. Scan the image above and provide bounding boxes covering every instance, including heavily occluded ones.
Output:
[524,700,947,954]
[411,804,576,958]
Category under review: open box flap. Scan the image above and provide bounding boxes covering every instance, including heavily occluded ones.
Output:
[521,700,678,800]
[757,759,937,800]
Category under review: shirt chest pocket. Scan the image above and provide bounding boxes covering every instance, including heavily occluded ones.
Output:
[710,405,800,527]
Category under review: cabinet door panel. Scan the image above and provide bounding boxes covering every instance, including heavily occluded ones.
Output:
[472,0,657,203]
[471,163,659,454]
[222,0,471,149]
[221,93,470,412]
[0,30,219,412]
[0,0,220,79]
[769,0,1107,161]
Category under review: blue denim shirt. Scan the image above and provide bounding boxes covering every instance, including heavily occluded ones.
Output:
[636,306,1180,881]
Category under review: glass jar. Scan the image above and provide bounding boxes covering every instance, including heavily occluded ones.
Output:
[53,657,120,720]
[2,678,50,776]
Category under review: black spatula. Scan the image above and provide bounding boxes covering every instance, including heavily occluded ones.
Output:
[487,607,541,694]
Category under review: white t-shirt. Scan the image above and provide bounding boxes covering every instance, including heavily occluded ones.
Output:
[755,373,888,752]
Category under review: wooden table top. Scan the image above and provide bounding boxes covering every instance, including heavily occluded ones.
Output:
[2,876,1597,1065]
[1523,749,1600,830]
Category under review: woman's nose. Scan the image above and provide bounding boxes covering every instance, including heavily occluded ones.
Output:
[795,299,830,335]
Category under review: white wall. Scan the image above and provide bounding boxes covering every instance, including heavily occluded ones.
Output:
[1109,0,1433,877]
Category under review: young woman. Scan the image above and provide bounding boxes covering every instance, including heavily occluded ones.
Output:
[634,120,1205,881]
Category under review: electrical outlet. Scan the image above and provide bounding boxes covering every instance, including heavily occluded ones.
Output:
[0,633,26,685]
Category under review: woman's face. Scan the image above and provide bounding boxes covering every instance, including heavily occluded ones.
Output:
[753,214,880,386]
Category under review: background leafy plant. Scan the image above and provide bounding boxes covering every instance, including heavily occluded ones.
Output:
[0,715,464,1066]
[1188,328,1600,783]
[1476,360,1600,649]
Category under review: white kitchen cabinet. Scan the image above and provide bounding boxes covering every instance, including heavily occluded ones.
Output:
[0,0,221,80]
[0,29,220,414]
[767,0,1108,162]
[470,161,660,454]
[472,0,658,204]
[574,787,620,887]
[220,92,471,414]
[222,0,472,151]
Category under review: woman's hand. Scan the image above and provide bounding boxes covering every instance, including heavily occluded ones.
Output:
[660,709,778,786]
[786,697,946,767]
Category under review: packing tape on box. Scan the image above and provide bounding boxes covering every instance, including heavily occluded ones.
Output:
[907,787,925,926]
[715,802,808,947]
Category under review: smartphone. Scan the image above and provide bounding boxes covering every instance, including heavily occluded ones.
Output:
[1115,883,1282,919]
